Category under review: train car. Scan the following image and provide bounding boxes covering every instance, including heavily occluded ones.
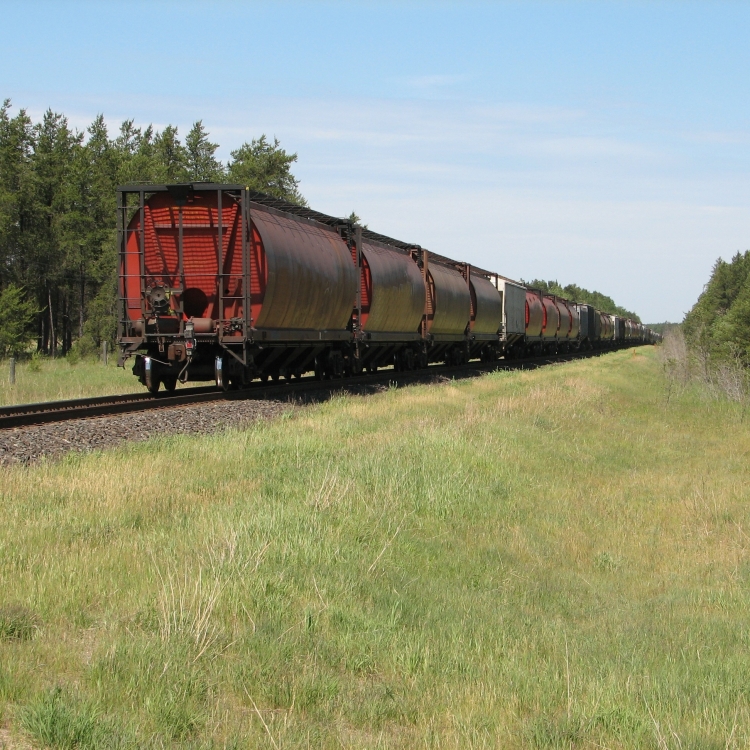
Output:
[356,236,424,372]
[541,295,560,350]
[614,316,626,342]
[577,303,589,347]
[555,297,573,350]
[591,307,603,344]
[467,267,503,362]
[578,304,600,349]
[421,255,471,366]
[568,301,580,344]
[523,289,544,355]
[119,185,359,390]
[495,278,526,356]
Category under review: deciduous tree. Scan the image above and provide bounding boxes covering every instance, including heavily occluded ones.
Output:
[228,135,305,204]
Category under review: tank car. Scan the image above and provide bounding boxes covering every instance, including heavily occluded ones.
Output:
[555,297,573,351]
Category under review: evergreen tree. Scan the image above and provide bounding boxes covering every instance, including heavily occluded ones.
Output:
[0,284,36,356]
[0,100,35,289]
[526,278,640,321]
[184,121,224,182]
[717,278,750,359]
[683,251,750,361]
[29,109,82,355]
[347,211,368,228]
[153,125,188,182]
[115,120,152,183]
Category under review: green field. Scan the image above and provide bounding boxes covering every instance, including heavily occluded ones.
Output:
[1,346,749,749]
[0,357,147,407]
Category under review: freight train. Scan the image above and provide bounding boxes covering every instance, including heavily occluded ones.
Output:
[116,183,661,393]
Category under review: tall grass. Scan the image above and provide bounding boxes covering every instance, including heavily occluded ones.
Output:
[0,355,147,406]
[1,346,748,748]
[19,688,108,750]
[661,327,749,415]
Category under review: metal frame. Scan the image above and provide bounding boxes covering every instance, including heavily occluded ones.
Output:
[117,183,251,365]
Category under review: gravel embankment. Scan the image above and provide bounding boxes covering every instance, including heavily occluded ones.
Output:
[0,398,288,466]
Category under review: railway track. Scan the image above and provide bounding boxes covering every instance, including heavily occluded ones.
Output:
[0,348,607,431]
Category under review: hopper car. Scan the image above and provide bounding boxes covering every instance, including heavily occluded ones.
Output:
[116,183,661,393]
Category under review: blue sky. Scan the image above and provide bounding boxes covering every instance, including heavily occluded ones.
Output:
[2,1,749,322]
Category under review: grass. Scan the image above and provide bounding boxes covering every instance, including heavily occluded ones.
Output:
[0,356,147,407]
[18,689,105,750]
[0,605,39,642]
[1,346,749,748]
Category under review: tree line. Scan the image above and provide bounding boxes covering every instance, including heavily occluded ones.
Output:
[659,253,750,409]
[0,99,305,357]
[524,279,641,322]
[683,251,750,363]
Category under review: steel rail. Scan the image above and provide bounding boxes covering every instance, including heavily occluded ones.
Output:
[0,348,613,431]
[0,386,219,429]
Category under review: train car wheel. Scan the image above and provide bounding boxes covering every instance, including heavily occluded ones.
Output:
[162,376,177,393]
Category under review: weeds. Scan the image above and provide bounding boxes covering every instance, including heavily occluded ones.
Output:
[19,688,111,749]
[0,604,39,641]
[154,562,224,663]
[660,327,749,416]
[26,352,42,373]
[660,327,690,404]
[593,551,621,572]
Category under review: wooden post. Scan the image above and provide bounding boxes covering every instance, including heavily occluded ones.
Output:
[102,341,108,366]
[79,256,85,339]
[48,288,56,357]
[9,357,15,385]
